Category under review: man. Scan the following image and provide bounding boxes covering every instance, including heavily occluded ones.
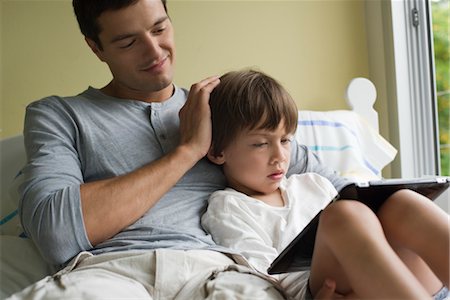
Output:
[10,0,345,298]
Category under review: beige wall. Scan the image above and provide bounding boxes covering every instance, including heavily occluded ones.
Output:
[1,0,369,139]
[1,0,111,139]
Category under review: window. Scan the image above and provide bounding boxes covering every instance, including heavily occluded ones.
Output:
[431,0,449,176]
[387,0,448,177]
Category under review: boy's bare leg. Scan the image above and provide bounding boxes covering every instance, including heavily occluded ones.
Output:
[378,189,450,288]
[309,200,430,299]
[394,247,443,295]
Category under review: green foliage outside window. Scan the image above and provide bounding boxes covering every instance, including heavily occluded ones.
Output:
[432,0,450,176]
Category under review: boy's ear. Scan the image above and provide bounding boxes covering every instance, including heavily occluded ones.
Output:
[207,146,226,165]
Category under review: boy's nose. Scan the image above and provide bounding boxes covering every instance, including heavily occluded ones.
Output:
[271,144,287,164]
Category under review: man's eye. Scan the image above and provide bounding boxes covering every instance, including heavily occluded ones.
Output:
[153,27,166,35]
[119,40,135,49]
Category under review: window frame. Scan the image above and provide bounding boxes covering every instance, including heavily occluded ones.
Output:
[387,0,440,177]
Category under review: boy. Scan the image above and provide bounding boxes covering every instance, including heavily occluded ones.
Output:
[202,69,449,299]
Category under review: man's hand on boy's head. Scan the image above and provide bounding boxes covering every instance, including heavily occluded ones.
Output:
[178,76,220,161]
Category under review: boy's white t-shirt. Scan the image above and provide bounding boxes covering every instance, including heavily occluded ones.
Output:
[201,172,338,274]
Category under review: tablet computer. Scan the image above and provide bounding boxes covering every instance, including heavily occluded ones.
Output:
[267,177,449,275]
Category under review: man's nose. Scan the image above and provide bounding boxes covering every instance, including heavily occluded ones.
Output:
[142,33,162,57]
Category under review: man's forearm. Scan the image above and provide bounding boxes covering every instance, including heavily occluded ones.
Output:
[80,144,201,246]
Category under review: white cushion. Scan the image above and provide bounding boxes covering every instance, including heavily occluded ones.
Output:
[0,236,50,298]
[296,110,397,182]
[1,135,26,236]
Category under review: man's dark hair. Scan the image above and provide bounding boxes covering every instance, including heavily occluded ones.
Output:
[72,0,168,50]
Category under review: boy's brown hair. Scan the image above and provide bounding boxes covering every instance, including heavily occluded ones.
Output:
[209,69,298,157]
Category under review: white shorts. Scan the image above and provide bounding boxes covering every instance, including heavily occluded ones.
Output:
[279,271,311,300]
[7,249,288,300]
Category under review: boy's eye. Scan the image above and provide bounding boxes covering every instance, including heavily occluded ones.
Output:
[252,142,268,148]
[281,138,292,145]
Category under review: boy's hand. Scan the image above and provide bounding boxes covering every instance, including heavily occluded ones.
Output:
[314,279,345,299]
[179,76,220,161]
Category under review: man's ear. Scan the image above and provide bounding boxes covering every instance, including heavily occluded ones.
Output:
[85,37,105,62]
[207,146,226,165]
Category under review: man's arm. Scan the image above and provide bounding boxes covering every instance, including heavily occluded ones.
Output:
[287,141,351,191]
[19,77,219,265]
[80,76,220,245]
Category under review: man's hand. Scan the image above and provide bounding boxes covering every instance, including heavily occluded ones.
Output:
[178,76,220,161]
[81,76,220,246]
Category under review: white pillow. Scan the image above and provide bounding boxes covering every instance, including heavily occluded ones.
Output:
[0,236,50,298]
[296,110,397,182]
